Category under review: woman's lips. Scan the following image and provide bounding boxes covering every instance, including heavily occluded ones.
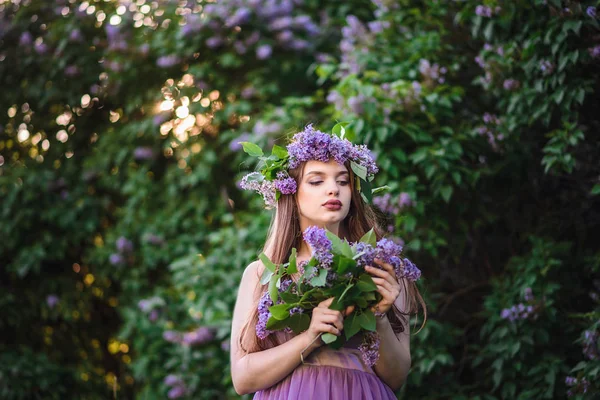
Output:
[323,201,342,211]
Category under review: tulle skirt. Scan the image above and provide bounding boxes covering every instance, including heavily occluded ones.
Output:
[253,364,397,400]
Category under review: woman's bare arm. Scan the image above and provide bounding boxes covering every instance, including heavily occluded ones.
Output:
[230,261,329,395]
[372,281,412,391]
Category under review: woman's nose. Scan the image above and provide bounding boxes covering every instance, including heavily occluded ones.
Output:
[326,179,339,195]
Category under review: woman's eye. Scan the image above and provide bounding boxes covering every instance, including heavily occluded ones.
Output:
[338,181,349,185]
[309,181,323,186]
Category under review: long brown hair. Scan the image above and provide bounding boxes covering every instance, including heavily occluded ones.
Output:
[239,160,427,354]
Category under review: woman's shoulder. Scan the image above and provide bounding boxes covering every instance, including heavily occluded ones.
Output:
[242,259,266,282]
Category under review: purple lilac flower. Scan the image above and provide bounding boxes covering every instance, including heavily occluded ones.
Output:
[182,327,214,345]
[46,295,59,309]
[402,258,421,282]
[153,113,170,126]
[326,90,345,109]
[399,192,413,208]
[64,65,79,77]
[358,331,380,366]
[289,307,304,315]
[583,329,599,360]
[19,32,33,46]
[230,133,251,152]
[143,233,165,246]
[375,239,403,268]
[287,125,332,168]
[328,135,355,165]
[221,340,231,351]
[148,309,159,322]
[475,5,493,17]
[133,146,155,160]
[347,95,365,114]
[354,242,376,268]
[503,79,520,91]
[167,385,186,399]
[256,290,274,339]
[116,236,133,253]
[500,303,537,322]
[565,376,577,386]
[206,36,223,48]
[274,172,297,195]
[540,60,554,75]
[156,55,181,68]
[524,287,534,302]
[34,42,49,55]
[69,29,83,42]
[586,6,597,18]
[164,374,183,387]
[163,330,183,344]
[109,253,124,266]
[373,193,400,215]
[303,226,333,267]
[589,45,600,59]
[256,44,272,60]
[241,86,256,99]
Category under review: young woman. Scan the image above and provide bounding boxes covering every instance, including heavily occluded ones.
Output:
[230,125,425,399]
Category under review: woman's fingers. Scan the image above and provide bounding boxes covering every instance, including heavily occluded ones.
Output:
[317,297,335,308]
[344,305,355,316]
[366,265,397,286]
[371,276,394,291]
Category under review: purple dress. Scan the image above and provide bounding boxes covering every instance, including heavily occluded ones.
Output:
[253,330,397,400]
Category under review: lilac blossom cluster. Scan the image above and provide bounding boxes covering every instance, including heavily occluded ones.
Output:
[540,60,555,75]
[587,6,597,18]
[475,112,504,151]
[164,374,187,399]
[110,236,133,266]
[303,226,334,268]
[338,15,384,77]
[353,236,421,282]
[274,171,297,195]
[582,328,599,360]
[419,59,447,85]
[138,296,165,322]
[46,294,60,309]
[589,45,600,59]
[475,5,501,17]
[358,331,381,367]
[163,326,214,346]
[239,172,277,208]
[503,78,521,91]
[188,0,320,59]
[475,44,506,88]
[373,192,414,215]
[287,124,378,176]
[566,376,590,398]
[500,287,539,322]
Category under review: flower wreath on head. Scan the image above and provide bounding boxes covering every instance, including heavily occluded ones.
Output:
[239,122,389,208]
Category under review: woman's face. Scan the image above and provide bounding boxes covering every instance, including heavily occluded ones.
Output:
[295,159,352,231]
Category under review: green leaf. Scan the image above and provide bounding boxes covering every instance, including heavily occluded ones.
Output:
[287,248,297,274]
[334,255,356,275]
[288,313,310,334]
[310,268,328,287]
[591,184,600,196]
[361,178,373,203]
[350,161,367,180]
[340,239,354,259]
[344,313,361,340]
[280,291,300,303]
[337,283,355,304]
[356,273,378,292]
[271,144,287,160]
[240,142,264,157]
[269,273,279,303]
[266,316,289,330]
[259,253,277,273]
[440,185,453,203]
[332,122,350,139]
[326,230,345,254]
[371,185,389,195]
[269,303,292,320]
[321,333,338,344]
[260,268,274,285]
[359,228,377,247]
[358,310,376,331]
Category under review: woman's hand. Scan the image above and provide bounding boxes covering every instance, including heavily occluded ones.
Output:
[305,297,355,349]
[365,258,401,315]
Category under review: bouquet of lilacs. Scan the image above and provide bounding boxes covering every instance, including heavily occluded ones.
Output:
[256,226,421,366]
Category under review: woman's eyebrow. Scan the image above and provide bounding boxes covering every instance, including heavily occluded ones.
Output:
[305,171,349,177]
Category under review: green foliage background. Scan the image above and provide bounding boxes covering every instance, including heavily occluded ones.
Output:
[1,0,599,399]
